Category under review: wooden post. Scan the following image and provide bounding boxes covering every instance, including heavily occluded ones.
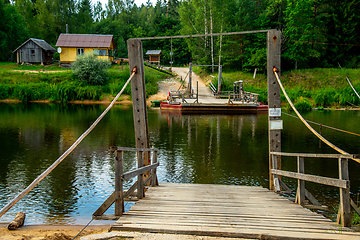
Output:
[338,158,351,227]
[127,38,150,176]
[188,62,192,95]
[296,156,305,205]
[272,154,280,192]
[217,65,222,95]
[115,150,124,216]
[267,30,281,191]
[137,151,144,199]
[151,150,158,187]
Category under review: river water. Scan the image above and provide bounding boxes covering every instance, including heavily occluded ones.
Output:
[0,102,359,224]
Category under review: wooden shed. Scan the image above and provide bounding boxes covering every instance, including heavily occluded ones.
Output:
[146,50,162,65]
[13,38,56,65]
[56,34,115,65]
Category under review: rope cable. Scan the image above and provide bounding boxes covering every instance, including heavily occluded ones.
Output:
[0,69,137,218]
[282,112,360,137]
[71,216,95,240]
[272,68,360,164]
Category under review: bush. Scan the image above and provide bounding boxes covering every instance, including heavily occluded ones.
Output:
[294,97,312,110]
[72,54,111,85]
[314,89,335,106]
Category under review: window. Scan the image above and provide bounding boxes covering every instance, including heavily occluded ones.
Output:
[93,49,107,56]
[31,49,35,57]
[77,48,84,56]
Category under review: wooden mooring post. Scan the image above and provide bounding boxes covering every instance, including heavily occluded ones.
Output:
[267,30,282,191]
[127,38,151,178]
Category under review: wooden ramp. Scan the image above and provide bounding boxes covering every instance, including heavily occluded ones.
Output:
[111,183,359,240]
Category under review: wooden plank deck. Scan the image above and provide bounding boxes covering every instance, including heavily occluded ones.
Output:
[111,183,360,239]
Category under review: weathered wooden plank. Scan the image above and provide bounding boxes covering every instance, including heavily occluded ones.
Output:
[123,210,329,222]
[296,156,305,205]
[122,162,159,181]
[151,150,158,187]
[112,224,360,240]
[271,152,355,159]
[123,181,138,199]
[305,188,321,206]
[137,151,144,199]
[115,150,124,216]
[278,179,292,194]
[112,225,360,240]
[94,215,119,220]
[93,191,115,216]
[338,158,351,227]
[114,216,346,232]
[350,199,360,217]
[271,169,349,188]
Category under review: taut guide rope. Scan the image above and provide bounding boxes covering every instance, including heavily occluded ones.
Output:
[272,67,360,164]
[0,67,137,218]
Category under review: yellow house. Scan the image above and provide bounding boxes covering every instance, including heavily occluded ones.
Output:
[56,34,115,64]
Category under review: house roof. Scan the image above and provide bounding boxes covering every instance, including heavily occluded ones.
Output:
[13,38,56,53]
[56,34,114,48]
[146,50,162,55]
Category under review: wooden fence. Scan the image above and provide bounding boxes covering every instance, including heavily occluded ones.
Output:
[93,147,159,220]
[270,152,360,227]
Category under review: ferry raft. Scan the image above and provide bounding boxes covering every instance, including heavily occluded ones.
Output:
[160,80,268,113]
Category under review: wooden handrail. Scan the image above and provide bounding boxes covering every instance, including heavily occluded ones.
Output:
[271,152,357,159]
[269,152,352,227]
[94,147,159,219]
[123,162,159,181]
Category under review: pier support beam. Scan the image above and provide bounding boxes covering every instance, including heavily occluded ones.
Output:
[267,30,282,191]
[128,39,150,185]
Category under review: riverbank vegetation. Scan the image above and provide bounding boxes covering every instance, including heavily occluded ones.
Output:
[2,0,360,70]
[204,67,360,109]
[1,0,360,106]
[0,63,168,102]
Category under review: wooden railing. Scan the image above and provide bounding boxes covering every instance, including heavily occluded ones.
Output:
[270,152,360,227]
[93,147,159,220]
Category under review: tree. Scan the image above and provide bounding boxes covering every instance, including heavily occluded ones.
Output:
[0,0,29,61]
[76,0,93,33]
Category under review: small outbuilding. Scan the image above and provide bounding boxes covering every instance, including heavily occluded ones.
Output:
[146,50,162,65]
[13,38,56,65]
[56,34,115,65]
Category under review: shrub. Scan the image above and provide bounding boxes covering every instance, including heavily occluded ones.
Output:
[294,97,312,110]
[0,84,11,99]
[72,54,111,85]
[314,89,335,106]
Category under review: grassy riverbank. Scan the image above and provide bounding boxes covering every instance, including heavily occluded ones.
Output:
[0,63,169,102]
[198,67,360,109]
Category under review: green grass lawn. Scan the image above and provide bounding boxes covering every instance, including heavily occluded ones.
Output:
[0,62,169,102]
[197,67,360,108]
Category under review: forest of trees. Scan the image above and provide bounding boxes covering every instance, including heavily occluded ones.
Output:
[1,0,360,72]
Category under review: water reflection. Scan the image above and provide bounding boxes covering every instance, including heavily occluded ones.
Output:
[151,111,269,186]
[0,103,359,224]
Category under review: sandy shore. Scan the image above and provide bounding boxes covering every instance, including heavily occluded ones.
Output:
[0,223,109,240]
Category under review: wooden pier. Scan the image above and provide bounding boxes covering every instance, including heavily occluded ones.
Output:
[111,183,359,240]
